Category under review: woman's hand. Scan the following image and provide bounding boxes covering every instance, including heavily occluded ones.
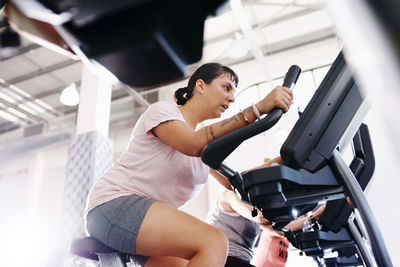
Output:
[312,206,325,221]
[256,86,293,114]
[254,208,271,225]
[260,224,285,237]
[263,156,283,166]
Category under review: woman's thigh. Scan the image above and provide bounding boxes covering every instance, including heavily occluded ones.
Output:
[135,201,228,261]
[85,194,155,255]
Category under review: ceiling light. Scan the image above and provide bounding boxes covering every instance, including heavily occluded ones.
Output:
[0,110,18,122]
[34,99,54,110]
[7,107,27,118]
[18,104,37,115]
[0,91,16,103]
[26,102,45,113]
[59,83,79,106]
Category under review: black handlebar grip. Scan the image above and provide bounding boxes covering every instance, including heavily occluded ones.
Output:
[268,65,301,118]
[282,65,301,90]
[201,65,302,171]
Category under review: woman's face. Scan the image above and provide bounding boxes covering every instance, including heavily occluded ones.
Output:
[203,74,236,118]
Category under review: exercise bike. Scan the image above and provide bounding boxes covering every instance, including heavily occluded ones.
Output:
[201,51,392,267]
[68,64,301,266]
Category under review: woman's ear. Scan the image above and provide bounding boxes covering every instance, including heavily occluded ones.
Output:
[195,79,206,94]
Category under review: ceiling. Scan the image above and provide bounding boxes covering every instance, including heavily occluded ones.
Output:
[0,0,335,140]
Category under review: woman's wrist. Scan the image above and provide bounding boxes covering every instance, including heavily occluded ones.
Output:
[309,213,317,224]
[255,102,265,115]
[252,103,261,120]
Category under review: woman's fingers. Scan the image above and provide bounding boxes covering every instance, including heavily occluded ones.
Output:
[258,85,294,114]
[271,86,293,112]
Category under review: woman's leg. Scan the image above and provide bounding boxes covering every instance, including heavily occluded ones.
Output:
[144,256,188,267]
[135,201,228,267]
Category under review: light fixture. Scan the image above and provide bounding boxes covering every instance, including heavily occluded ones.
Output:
[59,83,79,106]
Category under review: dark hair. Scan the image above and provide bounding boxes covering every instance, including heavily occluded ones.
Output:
[174,63,239,105]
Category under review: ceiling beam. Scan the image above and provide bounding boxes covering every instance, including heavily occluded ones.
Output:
[220,26,337,66]
[0,97,48,123]
[0,44,41,62]
[2,58,78,86]
[204,7,320,45]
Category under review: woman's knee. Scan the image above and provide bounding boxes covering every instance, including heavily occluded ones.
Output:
[201,225,228,254]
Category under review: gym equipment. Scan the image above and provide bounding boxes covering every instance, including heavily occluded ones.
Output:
[201,64,301,201]
[201,51,393,266]
[67,64,301,267]
[69,236,137,267]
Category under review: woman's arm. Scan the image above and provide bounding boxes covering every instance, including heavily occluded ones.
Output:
[284,206,325,232]
[209,169,233,190]
[242,156,282,174]
[153,86,292,156]
[218,190,270,225]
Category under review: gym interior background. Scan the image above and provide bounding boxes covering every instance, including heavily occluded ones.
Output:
[0,0,399,266]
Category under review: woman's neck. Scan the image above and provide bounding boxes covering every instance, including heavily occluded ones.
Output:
[178,101,205,129]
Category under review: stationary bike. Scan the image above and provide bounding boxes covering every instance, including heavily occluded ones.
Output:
[68,65,301,266]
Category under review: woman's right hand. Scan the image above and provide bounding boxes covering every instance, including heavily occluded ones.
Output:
[260,224,285,237]
[256,86,293,114]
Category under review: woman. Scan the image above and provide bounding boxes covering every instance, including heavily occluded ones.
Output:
[84,63,293,267]
[207,188,286,267]
[207,187,324,267]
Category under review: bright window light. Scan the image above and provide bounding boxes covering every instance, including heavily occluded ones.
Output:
[0,223,51,267]
[0,110,18,121]
[60,83,80,106]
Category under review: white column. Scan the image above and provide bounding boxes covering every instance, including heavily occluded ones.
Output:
[76,65,113,136]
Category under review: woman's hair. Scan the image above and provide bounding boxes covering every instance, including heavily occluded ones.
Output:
[174,63,239,105]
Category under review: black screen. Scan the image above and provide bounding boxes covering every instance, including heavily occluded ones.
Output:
[281,51,364,172]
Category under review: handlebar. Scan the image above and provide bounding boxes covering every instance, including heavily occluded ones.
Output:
[201,65,301,200]
[201,65,301,170]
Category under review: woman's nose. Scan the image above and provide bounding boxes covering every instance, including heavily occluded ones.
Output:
[228,92,235,102]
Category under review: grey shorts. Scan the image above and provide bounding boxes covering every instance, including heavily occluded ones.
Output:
[85,194,155,266]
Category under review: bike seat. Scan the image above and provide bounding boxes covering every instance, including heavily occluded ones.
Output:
[69,236,130,262]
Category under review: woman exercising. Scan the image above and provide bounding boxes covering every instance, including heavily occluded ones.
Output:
[207,157,325,267]
[84,62,293,267]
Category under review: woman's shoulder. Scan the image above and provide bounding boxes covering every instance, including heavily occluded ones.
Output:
[141,101,182,124]
[147,101,177,111]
